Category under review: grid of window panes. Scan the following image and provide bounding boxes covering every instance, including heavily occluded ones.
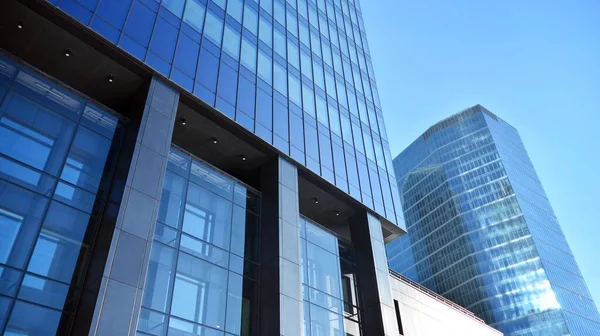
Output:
[46,0,403,227]
[386,106,600,336]
[138,146,260,336]
[0,52,121,335]
[299,216,361,336]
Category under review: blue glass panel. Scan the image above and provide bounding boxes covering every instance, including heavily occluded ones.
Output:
[170,252,228,329]
[162,0,185,17]
[18,274,69,310]
[183,0,207,32]
[173,33,200,75]
[255,87,272,129]
[90,16,121,43]
[143,243,177,313]
[96,0,133,29]
[183,182,232,250]
[237,76,256,117]
[59,0,93,25]
[149,17,179,62]
[5,301,61,335]
[27,201,91,283]
[124,1,157,45]
[196,48,220,93]
[217,63,238,105]
[59,126,113,193]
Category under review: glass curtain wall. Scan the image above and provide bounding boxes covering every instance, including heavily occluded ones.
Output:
[300,216,361,336]
[46,0,403,228]
[0,52,122,335]
[138,146,261,336]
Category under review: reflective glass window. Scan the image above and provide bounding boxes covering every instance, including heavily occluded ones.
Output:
[259,16,273,47]
[243,3,258,35]
[223,25,241,59]
[204,10,224,46]
[184,0,207,32]
[162,0,185,17]
[141,147,261,335]
[0,55,122,335]
[241,38,257,72]
[227,0,243,22]
[171,252,228,329]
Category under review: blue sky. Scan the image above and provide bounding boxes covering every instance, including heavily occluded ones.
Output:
[360,0,600,307]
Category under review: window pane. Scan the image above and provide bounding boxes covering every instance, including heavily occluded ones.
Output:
[60,126,113,193]
[257,49,272,84]
[241,38,257,72]
[259,16,273,47]
[183,182,233,250]
[274,62,287,96]
[18,274,69,310]
[184,0,206,32]
[171,252,228,329]
[27,201,91,283]
[223,25,241,59]
[204,11,224,46]
[227,0,243,22]
[225,272,243,334]
[243,4,258,35]
[309,303,345,336]
[5,301,61,336]
[306,242,341,298]
[139,308,169,336]
[180,234,229,268]
[158,171,187,229]
[167,316,224,336]
[0,93,75,175]
[288,73,301,107]
[162,0,185,17]
[143,243,177,313]
[189,160,234,200]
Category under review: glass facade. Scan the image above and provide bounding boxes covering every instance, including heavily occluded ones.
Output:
[0,52,122,335]
[299,216,361,336]
[44,0,403,228]
[138,146,260,336]
[386,105,600,336]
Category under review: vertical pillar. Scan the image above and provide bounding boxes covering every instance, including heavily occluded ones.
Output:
[350,212,401,336]
[260,157,303,336]
[88,78,179,336]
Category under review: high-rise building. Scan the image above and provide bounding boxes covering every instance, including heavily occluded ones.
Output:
[0,0,442,335]
[387,105,600,335]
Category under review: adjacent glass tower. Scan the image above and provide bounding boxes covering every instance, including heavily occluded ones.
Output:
[387,105,600,335]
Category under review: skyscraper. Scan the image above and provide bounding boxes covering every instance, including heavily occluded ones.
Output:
[0,0,413,335]
[387,105,600,335]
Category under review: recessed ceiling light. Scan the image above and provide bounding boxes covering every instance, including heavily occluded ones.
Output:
[64,49,71,57]
[211,137,218,144]
[108,75,114,83]
[180,118,186,126]
[17,22,23,29]
[334,210,340,216]
[241,155,246,161]
[314,198,319,204]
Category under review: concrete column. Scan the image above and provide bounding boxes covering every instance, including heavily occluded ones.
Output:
[351,212,401,336]
[88,77,179,336]
[259,157,303,336]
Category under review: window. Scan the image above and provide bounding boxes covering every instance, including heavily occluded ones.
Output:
[142,148,261,335]
[204,11,224,46]
[241,38,257,72]
[183,0,207,32]
[162,0,185,17]
[0,56,122,334]
[226,0,243,22]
